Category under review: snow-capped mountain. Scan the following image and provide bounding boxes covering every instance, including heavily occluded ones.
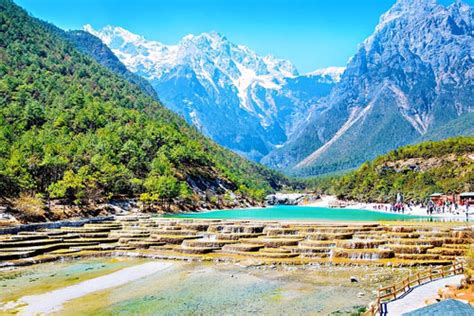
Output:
[306,66,346,83]
[84,25,338,161]
[263,0,474,175]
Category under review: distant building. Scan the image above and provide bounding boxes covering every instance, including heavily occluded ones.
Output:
[460,192,474,206]
[430,192,474,206]
[429,193,444,205]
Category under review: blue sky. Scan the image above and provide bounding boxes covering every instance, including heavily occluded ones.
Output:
[15,0,471,72]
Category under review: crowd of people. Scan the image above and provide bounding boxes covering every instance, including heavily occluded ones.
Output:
[426,200,470,216]
[371,203,408,213]
[369,197,471,219]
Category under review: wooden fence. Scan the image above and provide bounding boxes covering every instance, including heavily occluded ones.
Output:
[362,261,464,316]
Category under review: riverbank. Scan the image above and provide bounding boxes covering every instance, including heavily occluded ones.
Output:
[0,196,264,227]
[304,195,472,221]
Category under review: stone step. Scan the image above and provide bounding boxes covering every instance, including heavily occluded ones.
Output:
[259,247,291,254]
[150,230,198,236]
[9,235,49,241]
[208,224,264,234]
[149,244,180,251]
[384,244,434,254]
[67,238,119,244]
[336,240,386,249]
[381,232,421,238]
[221,243,264,253]
[181,239,238,248]
[0,250,37,260]
[214,233,264,240]
[126,240,166,249]
[306,233,353,240]
[59,227,114,233]
[395,253,441,260]
[69,244,116,252]
[67,232,110,238]
[333,248,394,260]
[298,240,337,248]
[389,226,418,233]
[284,246,331,254]
[114,246,137,251]
[264,228,300,236]
[244,237,302,248]
[244,251,299,259]
[443,243,471,249]
[18,231,66,236]
[300,252,331,258]
[450,230,473,239]
[418,232,451,238]
[0,238,59,249]
[49,248,82,255]
[176,247,219,254]
[152,235,200,244]
[427,247,467,256]
[177,223,210,231]
[83,223,122,229]
[391,238,445,247]
[110,233,150,238]
[118,237,148,243]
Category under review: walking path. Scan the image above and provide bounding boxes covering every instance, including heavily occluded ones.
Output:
[384,274,464,315]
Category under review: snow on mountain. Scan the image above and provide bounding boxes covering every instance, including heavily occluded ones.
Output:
[306,66,346,83]
[84,25,337,161]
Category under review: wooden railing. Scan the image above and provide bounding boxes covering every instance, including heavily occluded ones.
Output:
[362,261,464,316]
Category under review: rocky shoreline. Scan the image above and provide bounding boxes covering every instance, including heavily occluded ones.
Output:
[0,196,264,227]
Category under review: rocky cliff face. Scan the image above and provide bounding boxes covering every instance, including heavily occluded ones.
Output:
[84,26,339,161]
[263,0,474,175]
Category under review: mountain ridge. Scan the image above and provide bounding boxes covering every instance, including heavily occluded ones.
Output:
[264,0,474,176]
[85,25,340,161]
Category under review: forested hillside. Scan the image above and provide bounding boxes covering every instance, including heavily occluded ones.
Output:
[65,30,159,100]
[314,137,474,203]
[0,0,287,214]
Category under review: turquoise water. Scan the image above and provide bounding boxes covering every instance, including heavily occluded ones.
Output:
[170,205,439,221]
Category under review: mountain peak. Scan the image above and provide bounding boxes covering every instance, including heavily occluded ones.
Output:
[182,31,225,41]
[378,0,440,29]
[180,31,228,50]
[83,24,144,47]
[449,0,472,13]
[307,66,345,83]
[392,0,439,10]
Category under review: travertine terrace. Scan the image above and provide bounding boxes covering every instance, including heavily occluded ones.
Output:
[0,216,472,268]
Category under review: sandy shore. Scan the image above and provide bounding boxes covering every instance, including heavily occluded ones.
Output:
[305,196,472,220]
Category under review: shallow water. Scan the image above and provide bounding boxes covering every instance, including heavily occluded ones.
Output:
[169,205,442,221]
[0,258,408,315]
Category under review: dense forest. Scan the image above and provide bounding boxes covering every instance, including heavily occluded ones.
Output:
[307,137,474,203]
[0,0,287,213]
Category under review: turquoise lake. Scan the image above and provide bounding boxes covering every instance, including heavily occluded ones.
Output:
[168,205,437,221]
